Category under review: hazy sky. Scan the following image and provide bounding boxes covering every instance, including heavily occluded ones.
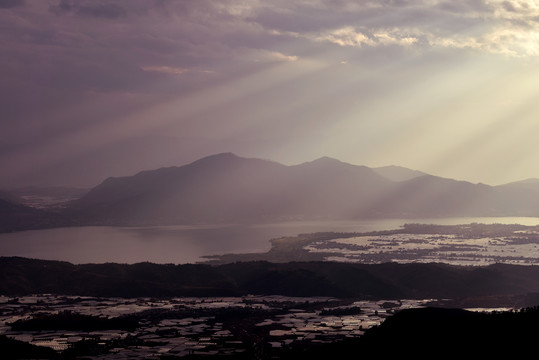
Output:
[2,0,539,187]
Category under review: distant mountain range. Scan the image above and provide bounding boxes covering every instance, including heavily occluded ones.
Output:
[2,153,539,231]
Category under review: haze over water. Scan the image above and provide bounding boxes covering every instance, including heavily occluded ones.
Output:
[1,217,538,264]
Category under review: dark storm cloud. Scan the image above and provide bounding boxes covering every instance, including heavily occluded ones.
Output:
[436,0,492,13]
[76,4,125,19]
[502,1,517,12]
[246,0,495,45]
[251,1,389,33]
[1,0,533,97]
[50,0,126,19]
[0,0,533,125]
[0,0,24,8]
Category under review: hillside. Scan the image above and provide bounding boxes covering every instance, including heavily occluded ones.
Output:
[67,153,394,224]
[3,257,539,303]
[0,199,63,233]
[4,153,539,231]
[372,165,426,181]
[64,153,539,226]
[281,306,539,358]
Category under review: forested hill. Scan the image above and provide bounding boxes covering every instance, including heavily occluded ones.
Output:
[3,257,539,306]
[279,306,539,358]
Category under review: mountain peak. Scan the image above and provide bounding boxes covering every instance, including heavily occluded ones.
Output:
[11,152,539,229]
[294,156,359,171]
[187,152,244,166]
[195,152,241,162]
[303,156,345,166]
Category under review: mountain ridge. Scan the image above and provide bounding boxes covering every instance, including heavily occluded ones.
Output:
[372,165,427,182]
[68,153,394,224]
[3,153,539,231]
[67,153,539,225]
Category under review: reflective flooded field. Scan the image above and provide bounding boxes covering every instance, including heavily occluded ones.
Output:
[0,295,433,359]
[305,224,539,265]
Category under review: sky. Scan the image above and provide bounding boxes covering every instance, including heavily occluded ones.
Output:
[2,0,539,188]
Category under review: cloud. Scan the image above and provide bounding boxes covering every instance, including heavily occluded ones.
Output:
[501,0,518,12]
[0,0,24,8]
[247,49,299,62]
[316,27,376,47]
[436,0,493,14]
[2,0,539,118]
[257,1,539,57]
[2,0,539,187]
[314,26,420,47]
[141,66,190,75]
[77,4,125,19]
[50,0,126,19]
[140,66,215,76]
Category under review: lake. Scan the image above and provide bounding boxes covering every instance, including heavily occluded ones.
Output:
[1,217,539,264]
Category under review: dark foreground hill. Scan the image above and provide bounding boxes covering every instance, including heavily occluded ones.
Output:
[280,306,539,359]
[3,257,539,305]
[4,258,539,359]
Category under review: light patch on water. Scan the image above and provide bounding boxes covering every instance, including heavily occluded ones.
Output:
[307,231,539,266]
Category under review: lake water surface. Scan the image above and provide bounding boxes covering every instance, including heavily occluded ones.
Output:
[1,217,539,264]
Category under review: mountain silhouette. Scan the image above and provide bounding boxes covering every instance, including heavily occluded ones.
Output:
[372,165,426,181]
[68,153,393,224]
[5,153,539,230]
[498,178,539,194]
[64,153,539,225]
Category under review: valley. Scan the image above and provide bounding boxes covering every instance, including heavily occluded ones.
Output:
[3,257,539,359]
[0,294,431,359]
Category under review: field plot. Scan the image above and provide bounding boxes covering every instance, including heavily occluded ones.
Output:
[208,223,539,266]
[307,232,539,265]
[0,295,432,359]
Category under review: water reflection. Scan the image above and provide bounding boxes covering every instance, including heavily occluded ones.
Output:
[0,217,538,264]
